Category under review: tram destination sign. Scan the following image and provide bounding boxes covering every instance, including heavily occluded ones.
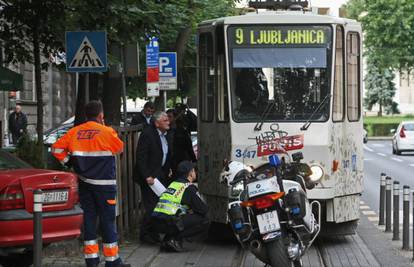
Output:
[228,25,331,47]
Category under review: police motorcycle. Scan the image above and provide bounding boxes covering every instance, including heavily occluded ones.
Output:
[222,146,323,267]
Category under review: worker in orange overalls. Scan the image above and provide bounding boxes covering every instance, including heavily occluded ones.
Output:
[52,101,130,267]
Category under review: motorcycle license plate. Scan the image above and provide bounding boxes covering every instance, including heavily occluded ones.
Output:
[257,211,280,234]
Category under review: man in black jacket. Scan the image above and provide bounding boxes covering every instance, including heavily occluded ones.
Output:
[152,160,209,252]
[131,101,155,127]
[135,111,173,244]
[8,105,27,145]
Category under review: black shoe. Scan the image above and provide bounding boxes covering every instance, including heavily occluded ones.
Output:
[162,238,185,252]
[140,233,161,245]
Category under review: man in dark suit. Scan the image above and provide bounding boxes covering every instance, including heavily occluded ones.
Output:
[135,111,173,244]
[131,101,155,127]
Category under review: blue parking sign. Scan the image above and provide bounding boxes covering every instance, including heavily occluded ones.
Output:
[159,52,177,90]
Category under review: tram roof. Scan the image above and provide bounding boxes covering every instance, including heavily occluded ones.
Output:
[199,11,360,28]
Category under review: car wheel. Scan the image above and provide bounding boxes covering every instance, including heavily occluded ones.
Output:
[395,144,402,155]
[0,251,33,267]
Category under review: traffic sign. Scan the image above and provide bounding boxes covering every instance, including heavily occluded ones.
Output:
[66,31,107,72]
[159,52,177,90]
[146,37,160,97]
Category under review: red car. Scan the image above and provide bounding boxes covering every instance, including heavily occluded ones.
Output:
[0,150,82,267]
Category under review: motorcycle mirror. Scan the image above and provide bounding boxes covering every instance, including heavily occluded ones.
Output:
[268,154,281,167]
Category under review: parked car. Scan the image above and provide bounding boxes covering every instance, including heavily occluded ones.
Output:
[363,128,368,143]
[392,121,414,155]
[191,131,198,159]
[0,150,82,267]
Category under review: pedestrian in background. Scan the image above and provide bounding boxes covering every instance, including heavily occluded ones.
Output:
[8,104,27,145]
[135,111,173,244]
[167,108,196,175]
[131,101,155,127]
[52,101,130,267]
[152,160,209,252]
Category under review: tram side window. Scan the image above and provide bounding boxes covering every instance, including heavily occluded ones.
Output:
[347,32,361,122]
[333,26,344,122]
[216,26,229,122]
[199,33,214,122]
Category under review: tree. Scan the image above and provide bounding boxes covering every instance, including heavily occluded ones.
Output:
[364,58,397,116]
[0,0,66,160]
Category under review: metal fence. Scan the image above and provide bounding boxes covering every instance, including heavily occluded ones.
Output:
[114,125,143,241]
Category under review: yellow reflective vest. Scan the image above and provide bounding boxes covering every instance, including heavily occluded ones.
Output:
[153,181,190,216]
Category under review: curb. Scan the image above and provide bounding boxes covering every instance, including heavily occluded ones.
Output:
[368,137,392,141]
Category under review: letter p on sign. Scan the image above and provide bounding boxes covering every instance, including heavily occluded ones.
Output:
[160,57,169,72]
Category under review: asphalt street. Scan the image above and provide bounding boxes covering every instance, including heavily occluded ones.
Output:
[363,140,414,212]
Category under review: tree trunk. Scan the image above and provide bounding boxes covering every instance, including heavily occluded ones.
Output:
[102,72,121,126]
[378,103,383,117]
[74,73,86,126]
[32,23,43,158]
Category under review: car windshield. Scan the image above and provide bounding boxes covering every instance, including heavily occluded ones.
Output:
[227,25,332,122]
[0,151,32,170]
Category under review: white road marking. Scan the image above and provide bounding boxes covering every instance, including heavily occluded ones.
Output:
[360,205,370,210]
[362,210,377,216]
[360,200,365,205]
[391,157,403,162]
[372,144,385,147]
[377,153,386,157]
[409,164,414,167]
[364,158,373,161]
[364,145,374,152]
[367,216,380,222]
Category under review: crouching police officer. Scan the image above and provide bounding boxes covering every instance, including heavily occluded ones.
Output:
[152,161,209,251]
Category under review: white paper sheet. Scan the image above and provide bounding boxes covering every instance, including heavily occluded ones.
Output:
[150,178,166,196]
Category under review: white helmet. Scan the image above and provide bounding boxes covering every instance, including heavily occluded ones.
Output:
[220,161,252,185]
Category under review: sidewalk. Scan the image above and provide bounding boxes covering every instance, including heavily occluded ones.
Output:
[42,211,414,267]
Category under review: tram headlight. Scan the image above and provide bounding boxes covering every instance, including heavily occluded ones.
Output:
[309,164,324,183]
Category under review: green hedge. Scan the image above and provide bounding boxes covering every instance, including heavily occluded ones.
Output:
[364,123,399,137]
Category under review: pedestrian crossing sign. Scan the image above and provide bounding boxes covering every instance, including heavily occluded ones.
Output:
[66,31,107,72]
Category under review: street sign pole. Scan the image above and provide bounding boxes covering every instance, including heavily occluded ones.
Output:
[85,73,89,104]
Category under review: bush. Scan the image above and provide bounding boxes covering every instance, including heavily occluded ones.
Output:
[364,123,399,136]
[16,134,45,168]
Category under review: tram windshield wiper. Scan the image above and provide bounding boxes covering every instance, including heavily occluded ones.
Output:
[300,94,331,131]
[254,100,276,131]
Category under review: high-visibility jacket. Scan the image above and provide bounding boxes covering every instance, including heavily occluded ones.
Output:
[51,120,123,190]
[153,181,190,216]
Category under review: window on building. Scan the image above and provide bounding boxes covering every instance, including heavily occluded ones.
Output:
[347,32,361,122]
[333,26,344,122]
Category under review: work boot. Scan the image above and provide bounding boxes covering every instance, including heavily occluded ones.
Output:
[162,238,185,252]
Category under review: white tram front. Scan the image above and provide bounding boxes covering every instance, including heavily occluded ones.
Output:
[197,8,363,234]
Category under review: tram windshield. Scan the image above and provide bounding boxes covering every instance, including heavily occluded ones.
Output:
[227,25,332,122]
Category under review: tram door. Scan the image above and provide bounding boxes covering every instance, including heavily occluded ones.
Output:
[197,24,232,223]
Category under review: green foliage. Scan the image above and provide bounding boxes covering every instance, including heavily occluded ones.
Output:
[342,0,366,20]
[363,122,399,137]
[364,58,397,116]
[16,135,45,168]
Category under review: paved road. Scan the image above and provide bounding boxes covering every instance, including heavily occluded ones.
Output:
[363,140,414,212]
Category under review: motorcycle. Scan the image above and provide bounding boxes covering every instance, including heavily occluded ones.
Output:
[222,149,323,267]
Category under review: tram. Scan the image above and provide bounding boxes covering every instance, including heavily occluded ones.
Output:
[196,1,363,234]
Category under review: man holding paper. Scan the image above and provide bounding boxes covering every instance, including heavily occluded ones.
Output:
[135,111,173,244]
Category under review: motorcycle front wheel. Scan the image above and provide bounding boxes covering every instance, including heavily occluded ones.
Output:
[265,238,291,267]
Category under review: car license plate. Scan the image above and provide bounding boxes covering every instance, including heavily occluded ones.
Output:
[42,190,69,204]
[257,211,280,234]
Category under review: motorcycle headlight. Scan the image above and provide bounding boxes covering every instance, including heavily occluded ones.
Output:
[309,164,324,183]
[231,181,244,197]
